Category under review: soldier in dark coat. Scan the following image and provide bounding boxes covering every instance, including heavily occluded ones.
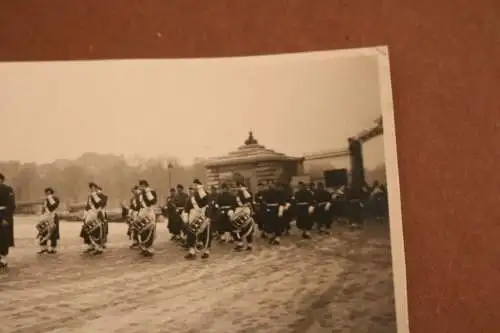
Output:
[253,182,266,236]
[0,173,16,269]
[314,182,333,234]
[170,184,189,241]
[215,182,239,245]
[278,183,294,236]
[346,186,364,229]
[165,188,177,238]
[261,181,287,245]
[293,182,316,239]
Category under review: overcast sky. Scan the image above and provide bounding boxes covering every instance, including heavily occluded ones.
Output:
[0,49,385,167]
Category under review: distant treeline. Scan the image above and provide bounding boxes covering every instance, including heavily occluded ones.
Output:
[0,153,207,208]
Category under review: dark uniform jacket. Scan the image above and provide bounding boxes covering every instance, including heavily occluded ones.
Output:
[294,189,315,216]
[0,183,16,247]
[43,195,60,213]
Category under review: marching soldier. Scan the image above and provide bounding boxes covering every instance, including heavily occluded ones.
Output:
[169,185,188,242]
[261,181,287,245]
[280,183,294,236]
[314,182,333,234]
[128,185,141,248]
[253,182,266,238]
[81,182,107,254]
[293,182,316,239]
[0,173,15,269]
[309,182,316,196]
[96,186,109,247]
[165,188,177,239]
[174,185,189,244]
[182,179,211,259]
[346,186,364,229]
[37,187,60,254]
[331,185,347,224]
[136,180,158,256]
[369,181,386,221]
[215,183,239,247]
[233,181,255,251]
[209,186,218,204]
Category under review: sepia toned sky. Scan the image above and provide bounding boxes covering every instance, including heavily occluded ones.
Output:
[0,50,384,168]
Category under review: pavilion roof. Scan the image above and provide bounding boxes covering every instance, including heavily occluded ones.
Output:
[204,131,303,168]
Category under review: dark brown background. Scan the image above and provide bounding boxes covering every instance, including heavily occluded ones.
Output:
[1,1,499,332]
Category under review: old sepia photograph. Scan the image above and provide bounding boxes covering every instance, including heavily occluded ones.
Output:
[0,46,407,333]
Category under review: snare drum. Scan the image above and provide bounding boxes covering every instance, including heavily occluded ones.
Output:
[83,219,101,234]
[132,218,150,234]
[230,210,253,230]
[185,215,209,235]
[36,219,51,235]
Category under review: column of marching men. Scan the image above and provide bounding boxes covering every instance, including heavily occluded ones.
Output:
[0,171,388,269]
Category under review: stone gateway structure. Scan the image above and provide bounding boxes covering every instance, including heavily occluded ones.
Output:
[204,132,303,191]
[204,117,384,192]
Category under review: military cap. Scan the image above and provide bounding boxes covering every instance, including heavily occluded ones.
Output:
[44,187,55,194]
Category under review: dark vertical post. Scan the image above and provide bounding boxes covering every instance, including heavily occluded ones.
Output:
[348,137,365,197]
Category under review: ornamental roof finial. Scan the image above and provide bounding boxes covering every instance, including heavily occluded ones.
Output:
[244,131,258,145]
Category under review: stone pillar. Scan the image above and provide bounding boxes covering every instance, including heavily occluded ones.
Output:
[348,138,365,197]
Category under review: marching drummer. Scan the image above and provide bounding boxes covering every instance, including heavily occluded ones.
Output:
[36,187,60,254]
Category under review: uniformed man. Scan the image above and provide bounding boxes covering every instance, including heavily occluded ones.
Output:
[137,180,158,256]
[331,184,347,225]
[128,185,141,248]
[280,183,294,236]
[80,182,107,254]
[37,187,60,254]
[182,179,211,259]
[171,184,189,242]
[309,182,316,196]
[215,182,239,246]
[314,182,333,234]
[96,186,109,248]
[233,181,255,251]
[209,186,218,205]
[165,188,177,239]
[345,185,364,229]
[261,180,287,245]
[369,181,385,221]
[0,173,15,269]
[253,182,266,237]
[293,181,316,239]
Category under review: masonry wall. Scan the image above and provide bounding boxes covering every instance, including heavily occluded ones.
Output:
[206,160,301,192]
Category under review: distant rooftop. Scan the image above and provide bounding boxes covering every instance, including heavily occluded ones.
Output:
[204,131,303,168]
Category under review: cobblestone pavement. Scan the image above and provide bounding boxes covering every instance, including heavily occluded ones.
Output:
[0,217,396,333]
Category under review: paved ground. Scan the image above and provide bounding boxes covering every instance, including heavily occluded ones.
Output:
[0,217,396,333]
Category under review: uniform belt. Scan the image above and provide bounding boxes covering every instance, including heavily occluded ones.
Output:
[176,207,183,211]
[0,206,5,210]
[220,206,232,209]
[296,202,309,205]
[318,202,329,205]
[266,203,279,207]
